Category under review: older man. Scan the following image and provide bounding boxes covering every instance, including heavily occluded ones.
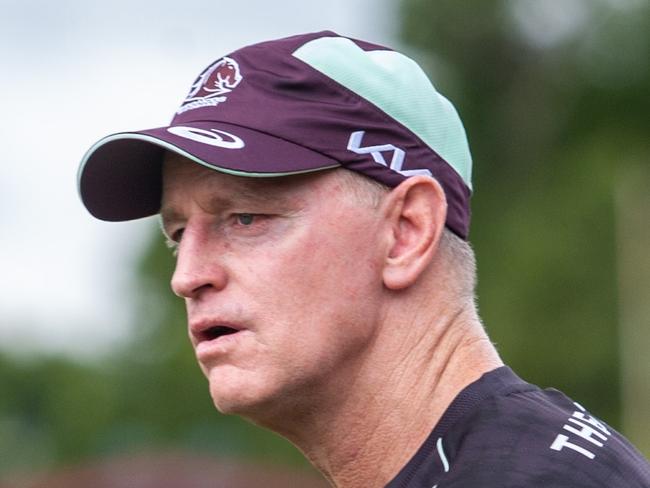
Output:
[78,31,650,487]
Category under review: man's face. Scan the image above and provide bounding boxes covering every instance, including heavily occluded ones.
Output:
[161,155,387,423]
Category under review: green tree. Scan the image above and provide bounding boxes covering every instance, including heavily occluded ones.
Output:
[401,0,650,430]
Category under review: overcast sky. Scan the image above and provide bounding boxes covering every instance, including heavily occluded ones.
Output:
[0,0,398,357]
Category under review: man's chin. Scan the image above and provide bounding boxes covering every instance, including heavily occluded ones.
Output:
[208,376,277,419]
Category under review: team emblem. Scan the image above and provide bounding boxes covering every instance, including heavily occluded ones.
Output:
[177,57,242,114]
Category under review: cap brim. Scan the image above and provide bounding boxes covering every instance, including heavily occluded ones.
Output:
[78,121,340,221]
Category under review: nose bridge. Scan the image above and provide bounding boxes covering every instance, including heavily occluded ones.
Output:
[170,225,228,298]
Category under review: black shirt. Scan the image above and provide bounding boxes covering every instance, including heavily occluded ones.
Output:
[386,367,650,487]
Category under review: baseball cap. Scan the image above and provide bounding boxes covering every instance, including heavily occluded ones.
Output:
[77,31,473,238]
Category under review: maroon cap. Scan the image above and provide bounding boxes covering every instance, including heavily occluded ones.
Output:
[77,31,473,238]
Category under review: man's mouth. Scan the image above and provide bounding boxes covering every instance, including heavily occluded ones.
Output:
[190,320,248,356]
[200,325,240,342]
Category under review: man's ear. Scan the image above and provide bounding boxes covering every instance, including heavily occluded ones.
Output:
[381,176,447,290]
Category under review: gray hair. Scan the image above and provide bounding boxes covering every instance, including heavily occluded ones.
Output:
[334,168,477,300]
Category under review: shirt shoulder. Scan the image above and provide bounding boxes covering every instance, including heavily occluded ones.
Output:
[386,367,650,488]
[440,379,650,487]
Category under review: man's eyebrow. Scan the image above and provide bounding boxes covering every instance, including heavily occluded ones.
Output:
[204,185,290,211]
[160,183,292,228]
[227,184,285,206]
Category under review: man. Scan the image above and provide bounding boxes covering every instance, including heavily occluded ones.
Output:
[77,31,650,487]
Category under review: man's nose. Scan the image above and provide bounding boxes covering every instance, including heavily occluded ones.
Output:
[170,231,228,299]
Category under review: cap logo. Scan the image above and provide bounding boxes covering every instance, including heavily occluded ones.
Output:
[167,126,245,149]
[347,131,432,177]
[177,56,242,114]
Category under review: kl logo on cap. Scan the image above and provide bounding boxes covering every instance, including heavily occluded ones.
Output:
[347,131,432,178]
[177,56,242,114]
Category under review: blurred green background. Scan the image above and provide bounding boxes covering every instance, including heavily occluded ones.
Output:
[1,0,648,482]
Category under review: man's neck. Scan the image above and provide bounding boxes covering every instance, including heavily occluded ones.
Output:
[281,305,503,488]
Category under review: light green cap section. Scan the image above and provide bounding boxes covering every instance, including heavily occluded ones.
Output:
[293,36,472,190]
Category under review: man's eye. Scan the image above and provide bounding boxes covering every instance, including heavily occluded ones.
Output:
[171,228,185,243]
[164,229,182,257]
[236,213,255,226]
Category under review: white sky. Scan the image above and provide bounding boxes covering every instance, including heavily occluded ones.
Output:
[0,0,398,357]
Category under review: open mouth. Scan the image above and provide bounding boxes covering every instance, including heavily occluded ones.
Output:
[200,325,240,342]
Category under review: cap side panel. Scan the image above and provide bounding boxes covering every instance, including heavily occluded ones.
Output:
[292,37,473,190]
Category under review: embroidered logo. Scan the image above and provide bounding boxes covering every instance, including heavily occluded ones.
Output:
[177,56,242,114]
[167,126,245,149]
[347,131,432,177]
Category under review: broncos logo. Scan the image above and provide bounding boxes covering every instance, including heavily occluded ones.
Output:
[183,56,242,102]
